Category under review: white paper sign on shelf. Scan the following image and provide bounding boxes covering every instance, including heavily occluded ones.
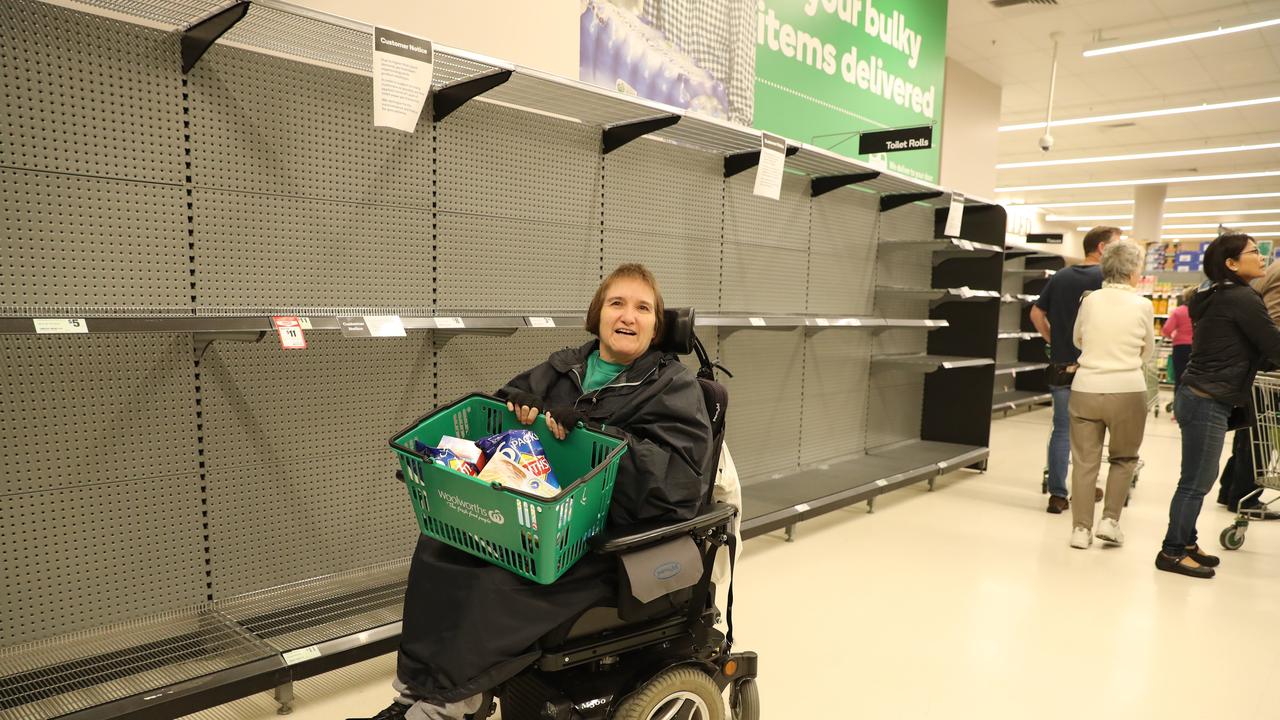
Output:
[815,318,830,326]
[527,317,556,328]
[372,27,434,133]
[748,317,766,327]
[435,317,466,329]
[271,316,307,350]
[33,318,88,334]
[944,191,965,237]
[283,646,322,666]
[364,315,407,337]
[752,133,787,200]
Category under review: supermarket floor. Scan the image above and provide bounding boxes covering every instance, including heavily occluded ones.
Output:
[184,393,1280,720]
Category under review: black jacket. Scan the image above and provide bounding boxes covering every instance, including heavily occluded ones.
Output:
[496,340,713,526]
[1183,282,1280,406]
[397,341,713,703]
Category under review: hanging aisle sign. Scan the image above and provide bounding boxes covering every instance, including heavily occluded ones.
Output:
[858,124,932,154]
[372,27,434,132]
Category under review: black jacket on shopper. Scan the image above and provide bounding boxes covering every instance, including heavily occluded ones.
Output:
[397,341,713,704]
[1183,281,1280,407]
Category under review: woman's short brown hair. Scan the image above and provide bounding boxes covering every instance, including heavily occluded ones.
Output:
[585,263,665,344]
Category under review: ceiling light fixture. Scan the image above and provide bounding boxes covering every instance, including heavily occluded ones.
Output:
[1163,231,1280,239]
[1074,222,1280,231]
[999,96,1280,132]
[1025,192,1280,209]
[1083,17,1280,57]
[997,142,1280,169]
[1049,208,1280,221]
[996,170,1280,193]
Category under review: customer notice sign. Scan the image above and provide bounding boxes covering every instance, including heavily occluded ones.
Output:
[859,125,933,154]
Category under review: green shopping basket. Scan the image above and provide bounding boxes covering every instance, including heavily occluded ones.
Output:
[390,394,628,584]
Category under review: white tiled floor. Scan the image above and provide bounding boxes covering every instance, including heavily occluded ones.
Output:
[185,395,1280,720]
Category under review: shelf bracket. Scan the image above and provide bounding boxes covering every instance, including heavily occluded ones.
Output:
[723,145,799,178]
[432,327,518,348]
[432,69,513,122]
[194,330,265,362]
[181,1,250,74]
[811,171,881,197]
[602,114,680,154]
[879,191,943,213]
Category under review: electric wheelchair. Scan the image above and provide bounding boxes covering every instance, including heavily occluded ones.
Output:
[472,308,758,720]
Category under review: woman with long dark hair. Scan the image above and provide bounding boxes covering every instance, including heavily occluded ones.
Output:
[1157,234,1280,578]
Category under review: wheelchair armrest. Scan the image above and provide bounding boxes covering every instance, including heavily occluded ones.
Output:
[589,502,738,555]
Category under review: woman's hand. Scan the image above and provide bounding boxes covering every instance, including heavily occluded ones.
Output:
[504,389,544,425]
[545,413,568,441]
[544,406,586,441]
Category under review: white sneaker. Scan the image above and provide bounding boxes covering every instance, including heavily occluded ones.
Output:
[1096,517,1124,545]
[1070,527,1092,549]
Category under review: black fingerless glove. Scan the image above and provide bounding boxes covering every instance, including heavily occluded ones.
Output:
[503,389,543,410]
[546,405,587,431]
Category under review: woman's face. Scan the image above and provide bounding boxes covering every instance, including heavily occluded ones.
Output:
[1229,241,1266,281]
[597,277,657,365]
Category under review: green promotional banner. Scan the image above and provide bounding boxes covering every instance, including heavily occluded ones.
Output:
[754,0,948,183]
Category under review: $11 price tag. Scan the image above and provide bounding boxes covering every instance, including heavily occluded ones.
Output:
[272,316,307,350]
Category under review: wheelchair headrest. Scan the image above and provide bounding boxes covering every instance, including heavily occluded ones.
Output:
[657,307,696,354]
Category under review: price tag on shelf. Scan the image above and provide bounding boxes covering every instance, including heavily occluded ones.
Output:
[815,318,830,326]
[337,317,370,337]
[748,317,766,327]
[298,317,313,330]
[33,318,88,334]
[875,479,888,488]
[527,316,555,328]
[794,503,811,513]
[434,317,465,330]
[365,315,407,337]
[282,646,322,666]
[271,316,307,350]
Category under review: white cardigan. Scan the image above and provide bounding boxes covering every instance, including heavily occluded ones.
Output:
[1072,284,1155,394]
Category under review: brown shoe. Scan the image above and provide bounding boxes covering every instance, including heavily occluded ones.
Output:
[1095,486,1104,502]
[1047,495,1069,514]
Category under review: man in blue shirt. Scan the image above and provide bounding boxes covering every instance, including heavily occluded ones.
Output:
[1030,226,1120,513]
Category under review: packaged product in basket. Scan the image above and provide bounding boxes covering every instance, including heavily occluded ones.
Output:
[437,435,486,472]
[477,429,561,497]
[413,440,481,477]
[477,454,559,498]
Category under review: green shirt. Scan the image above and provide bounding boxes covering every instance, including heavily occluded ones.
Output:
[582,350,627,392]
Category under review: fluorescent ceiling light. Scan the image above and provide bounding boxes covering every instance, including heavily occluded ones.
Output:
[1050,208,1280,221]
[996,170,1280,193]
[999,96,1280,132]
[1075,222,1280,231]
[997,142,1280,169]
[1083,17,1280,57]
[1026,192,1280,209]
[1163,232,1280,239]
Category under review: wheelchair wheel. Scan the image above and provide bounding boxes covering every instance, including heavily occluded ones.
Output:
[730,678,759,720]
[613,667,724,720]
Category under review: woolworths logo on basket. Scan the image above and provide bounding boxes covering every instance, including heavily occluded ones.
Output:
[437,489,505,525]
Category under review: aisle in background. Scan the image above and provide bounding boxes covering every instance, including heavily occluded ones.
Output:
[184,396,1280,720]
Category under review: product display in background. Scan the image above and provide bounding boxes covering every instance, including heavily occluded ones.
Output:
[579,0,755,123]
[753,0,947,182]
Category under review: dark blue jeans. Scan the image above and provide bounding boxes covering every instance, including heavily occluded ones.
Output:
[1162,385,1232,556]
[1047,385,1072,498]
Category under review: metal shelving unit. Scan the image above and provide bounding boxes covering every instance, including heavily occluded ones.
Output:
[994,361,1049,376]
[870,353,994,371]
[992,390,1054,412]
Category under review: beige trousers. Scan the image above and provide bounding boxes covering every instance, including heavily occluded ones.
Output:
[1068,390,1148,531]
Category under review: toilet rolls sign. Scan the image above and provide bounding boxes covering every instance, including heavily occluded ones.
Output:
[754,0,947,182]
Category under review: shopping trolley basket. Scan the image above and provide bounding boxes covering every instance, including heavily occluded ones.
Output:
[1220,372,1280,550]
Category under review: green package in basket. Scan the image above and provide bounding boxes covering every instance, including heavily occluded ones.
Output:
[390,394,628,585]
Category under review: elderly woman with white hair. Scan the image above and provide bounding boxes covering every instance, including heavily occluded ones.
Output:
[1067,241,1154,549]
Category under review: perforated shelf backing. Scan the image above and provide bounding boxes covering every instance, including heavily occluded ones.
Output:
[199,333,436,469]
[1,169,190,315]
[801,332,872,463]
[0,335,203,646]
[603,139,724,312]
[725,172,810,252]
[865,378,925,451]
[436,100,602,227]
[435,214,601,315]
[1,0,184,184]
[188,46,431,207]
[192,189,433,315]
[434,329,590,403]
[808,187,879,316]
[720,328,804,484]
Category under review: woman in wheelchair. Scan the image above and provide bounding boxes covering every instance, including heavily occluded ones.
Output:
[372,264,749,720]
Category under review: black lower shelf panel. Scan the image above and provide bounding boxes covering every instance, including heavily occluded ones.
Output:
[740,440,988,539]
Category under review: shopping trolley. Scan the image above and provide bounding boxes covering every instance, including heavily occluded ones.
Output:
[1039,358,1162,503]
[1220,372,1280,550]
